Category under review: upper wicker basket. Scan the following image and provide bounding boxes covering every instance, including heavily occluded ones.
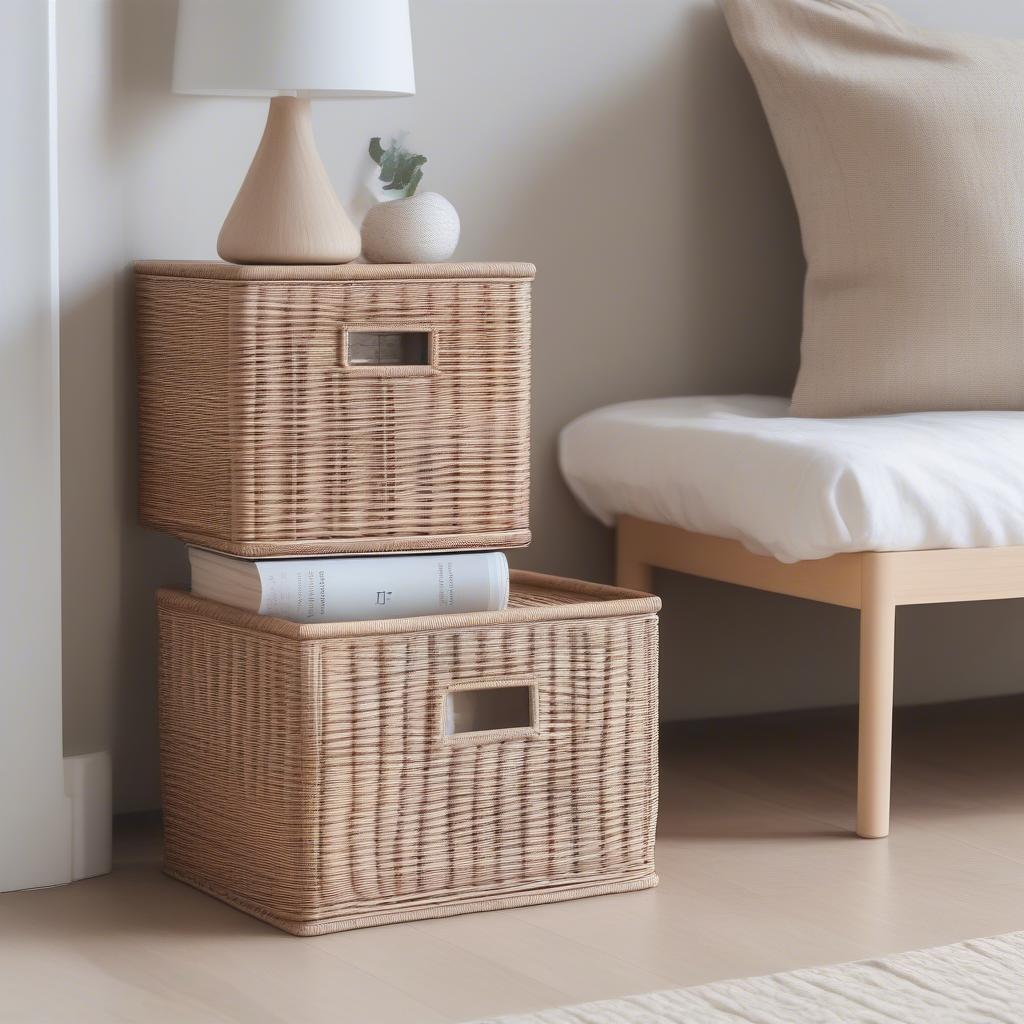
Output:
[135,261,534,557]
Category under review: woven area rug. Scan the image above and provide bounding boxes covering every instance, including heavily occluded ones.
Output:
[473,932,1024,1023]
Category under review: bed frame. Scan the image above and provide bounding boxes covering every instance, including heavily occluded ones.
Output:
[616,514,1024,839]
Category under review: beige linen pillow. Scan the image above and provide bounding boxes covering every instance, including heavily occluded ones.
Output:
[719,0,1024,417]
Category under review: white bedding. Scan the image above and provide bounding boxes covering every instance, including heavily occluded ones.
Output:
[558,395,1024,563]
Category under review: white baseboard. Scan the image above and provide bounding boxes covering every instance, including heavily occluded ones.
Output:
[63,751,112,880]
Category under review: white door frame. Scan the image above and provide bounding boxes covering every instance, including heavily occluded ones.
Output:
[0,0,73,892]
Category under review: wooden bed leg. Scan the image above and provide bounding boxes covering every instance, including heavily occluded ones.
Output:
[616,519,654,593]
[857,555,897,839]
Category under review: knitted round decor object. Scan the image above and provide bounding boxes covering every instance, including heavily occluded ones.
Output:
[361,192,461,264]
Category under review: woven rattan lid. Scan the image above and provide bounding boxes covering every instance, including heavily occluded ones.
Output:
[157,570,660,641]
[134,260,536,282]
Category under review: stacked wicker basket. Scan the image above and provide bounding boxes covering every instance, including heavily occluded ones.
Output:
[136,259,660,935]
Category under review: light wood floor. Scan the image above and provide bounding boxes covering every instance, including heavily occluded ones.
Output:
[4,697,1024,1023]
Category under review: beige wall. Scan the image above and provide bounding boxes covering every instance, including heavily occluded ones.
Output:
[58,0,1024,812]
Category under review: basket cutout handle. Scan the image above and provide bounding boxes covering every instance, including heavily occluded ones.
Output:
[440,678,539,746]
[338,324,439,377]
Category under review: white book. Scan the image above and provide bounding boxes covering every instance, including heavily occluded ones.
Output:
[188,548,510,623]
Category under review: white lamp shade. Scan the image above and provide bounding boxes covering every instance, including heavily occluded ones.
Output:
[173,0,415,98]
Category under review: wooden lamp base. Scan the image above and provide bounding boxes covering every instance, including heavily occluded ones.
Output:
[217,96,361,266]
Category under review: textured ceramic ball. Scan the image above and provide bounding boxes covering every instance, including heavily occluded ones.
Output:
[361,192,461,264]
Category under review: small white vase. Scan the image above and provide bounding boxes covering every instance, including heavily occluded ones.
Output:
[361,192,461,264]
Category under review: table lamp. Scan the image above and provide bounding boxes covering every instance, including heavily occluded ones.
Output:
[173,0,415,265]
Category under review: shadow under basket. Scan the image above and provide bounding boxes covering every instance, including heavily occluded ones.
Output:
[157,571,660,935]
[135,261,534,558]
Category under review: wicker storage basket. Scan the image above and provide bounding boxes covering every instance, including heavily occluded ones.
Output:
[136,261,533,557]
[158,571,660,935]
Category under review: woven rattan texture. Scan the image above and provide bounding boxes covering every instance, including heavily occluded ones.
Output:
[135,260,536,282]
[137,266,533,556]
[158,573,660,935]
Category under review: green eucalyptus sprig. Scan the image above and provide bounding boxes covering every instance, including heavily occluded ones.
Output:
[369,135,427,199]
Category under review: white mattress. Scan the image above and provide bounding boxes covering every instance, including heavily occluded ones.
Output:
[558,395,1024,563]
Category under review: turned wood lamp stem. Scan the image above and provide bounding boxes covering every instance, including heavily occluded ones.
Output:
[217,96,361,266]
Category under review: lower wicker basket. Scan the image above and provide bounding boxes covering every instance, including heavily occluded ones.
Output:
[157,571,660,936]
